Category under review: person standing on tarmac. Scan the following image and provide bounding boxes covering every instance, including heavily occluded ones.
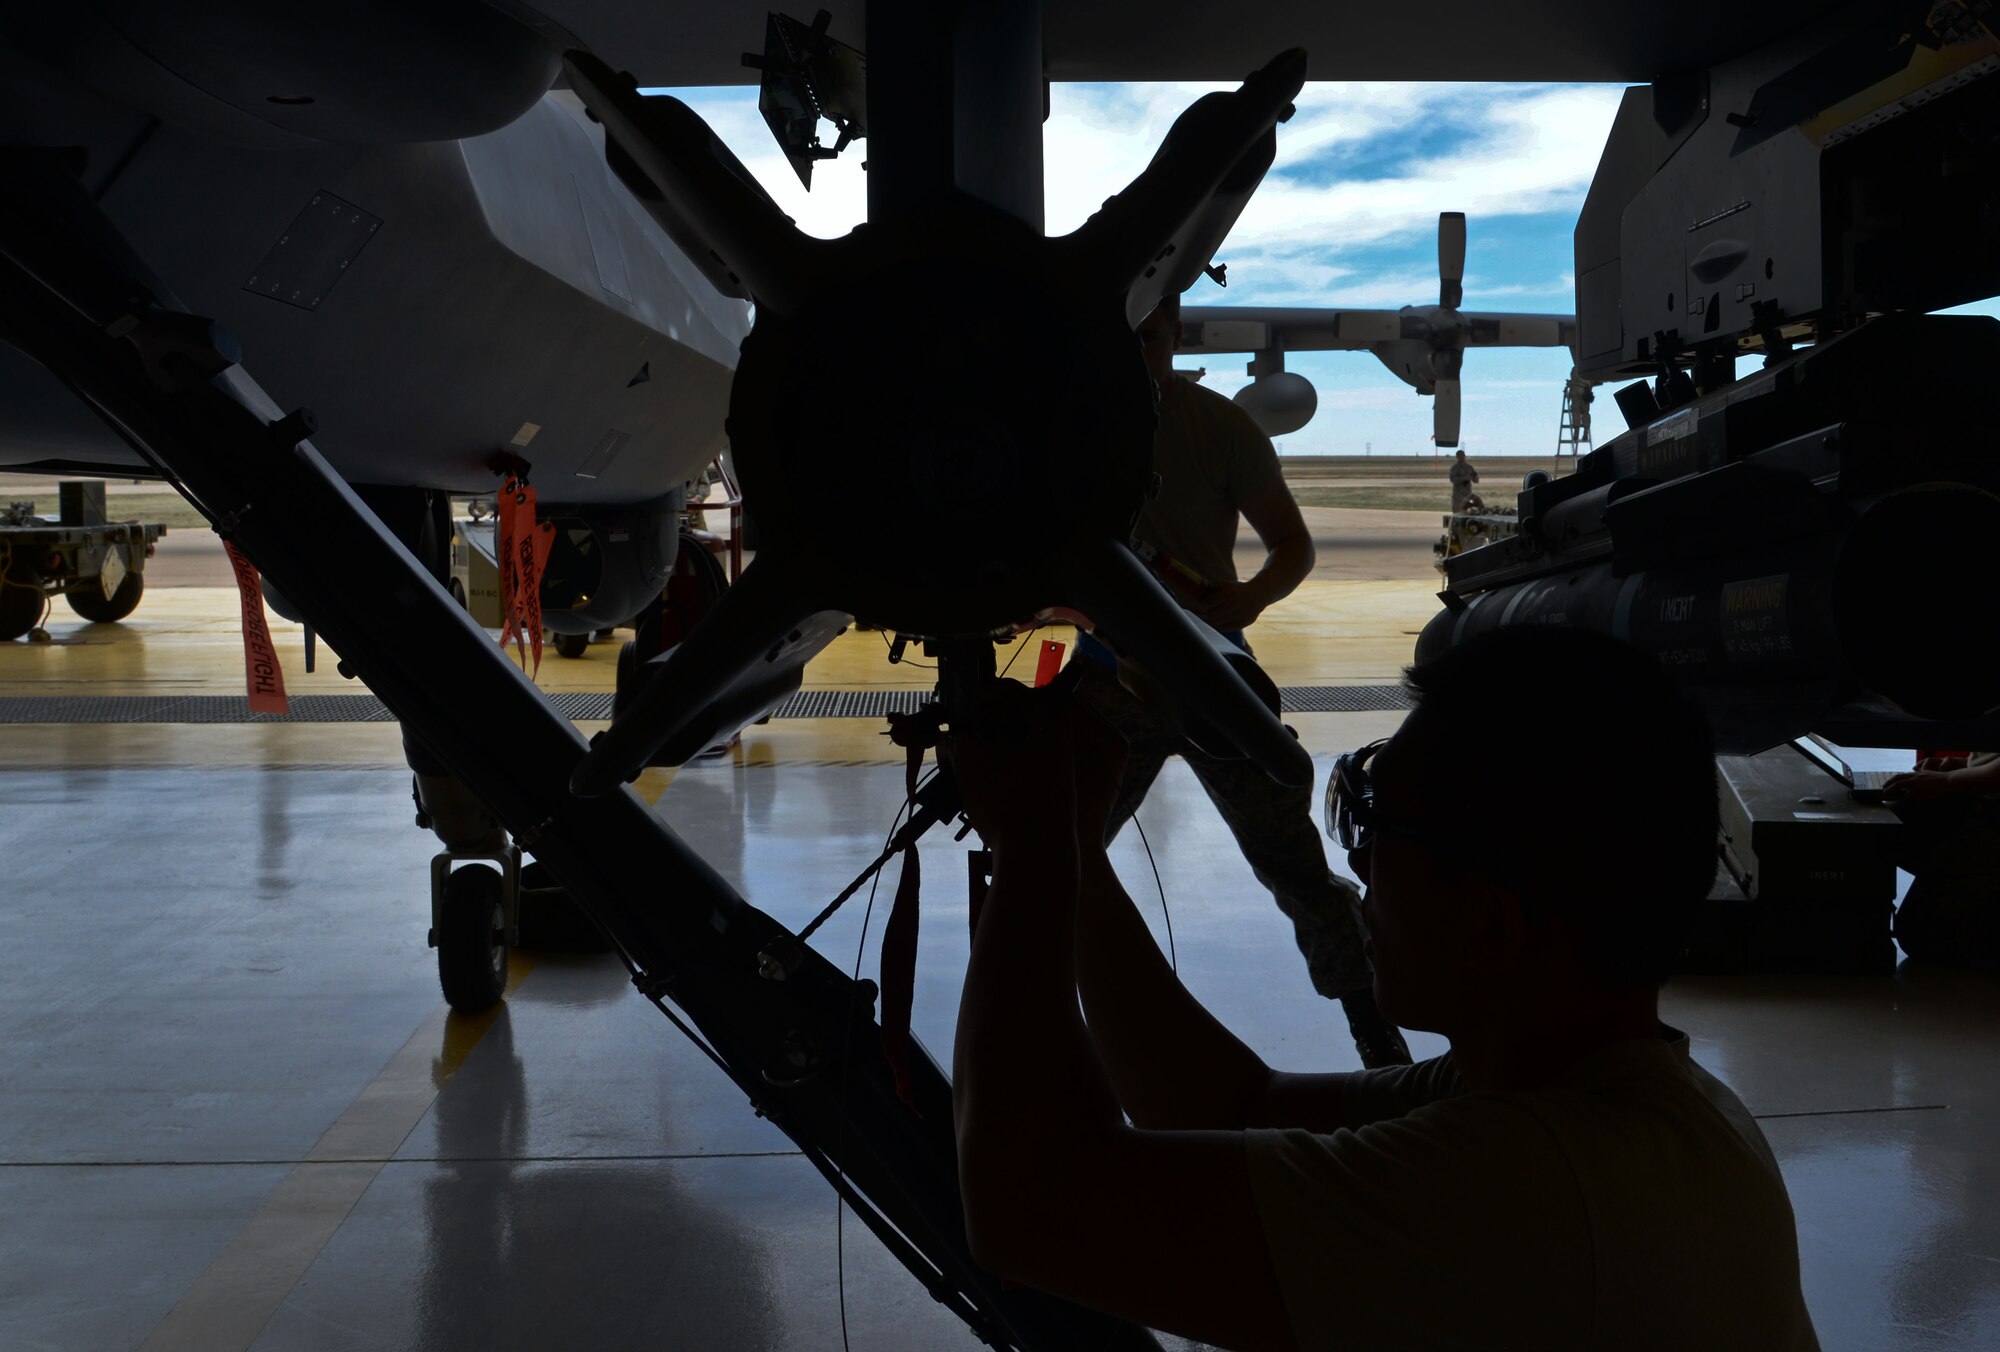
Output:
[1449,449,1481,512]
[1068,290,1410,1068]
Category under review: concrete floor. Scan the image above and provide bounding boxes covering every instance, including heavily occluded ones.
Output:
[2,572,1997,1350]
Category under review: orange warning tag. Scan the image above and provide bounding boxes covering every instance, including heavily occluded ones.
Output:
[223,541,289,715]
[497,475,556,677]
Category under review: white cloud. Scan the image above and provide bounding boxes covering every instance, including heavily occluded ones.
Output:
[1224,85,1622,259]
[659,79,1622,270]
[647,78,1622,454]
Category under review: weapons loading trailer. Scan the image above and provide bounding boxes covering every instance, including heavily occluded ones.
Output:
[1423,313,2000,756]
[0,480,165,640]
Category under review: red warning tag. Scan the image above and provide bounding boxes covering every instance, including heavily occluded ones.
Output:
[497,476,556,677]
[1033,638,1067,687]
[223,541,289,715]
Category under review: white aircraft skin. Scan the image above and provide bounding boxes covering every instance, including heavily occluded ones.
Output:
[0,90,748,505]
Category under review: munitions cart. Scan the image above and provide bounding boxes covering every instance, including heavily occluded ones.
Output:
[1,480,166,640]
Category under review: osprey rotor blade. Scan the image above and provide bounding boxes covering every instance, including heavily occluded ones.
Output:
[1438,211,1466,310]
[1434,372,1463,449]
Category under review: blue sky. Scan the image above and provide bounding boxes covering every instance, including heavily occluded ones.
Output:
[652,80,2000,457]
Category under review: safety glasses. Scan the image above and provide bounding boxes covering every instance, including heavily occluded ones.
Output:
[1328,740,1539,922]
[1325,737,1426,853]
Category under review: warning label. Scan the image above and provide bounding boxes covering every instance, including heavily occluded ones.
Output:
[1720,573,1793,662]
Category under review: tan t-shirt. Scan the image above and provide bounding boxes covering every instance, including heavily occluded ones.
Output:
[1133,377,1287,588]
[1245,1030,1820,1350]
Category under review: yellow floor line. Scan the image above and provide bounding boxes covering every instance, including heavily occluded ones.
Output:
[137,956,537,1352]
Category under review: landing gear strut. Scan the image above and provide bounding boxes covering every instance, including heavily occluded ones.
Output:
[0,145,1158,1352]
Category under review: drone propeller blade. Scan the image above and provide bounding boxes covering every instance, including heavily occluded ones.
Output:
[565,50,814,314]
[570,556,825,795]
[1438,211,1466,310]
[1063,49,1306,324]
[1061,539,1313,788]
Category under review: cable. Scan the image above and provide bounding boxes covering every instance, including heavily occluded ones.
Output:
[879,627,935,670]
[1132,815,1176,973]
[796,766,940,943]
[996,619,1046,682]
[640,985,733,1080]
[836,789,916,1352]
[620,780,918,1352]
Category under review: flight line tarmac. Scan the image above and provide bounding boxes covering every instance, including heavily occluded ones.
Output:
[1,525,1996,1350]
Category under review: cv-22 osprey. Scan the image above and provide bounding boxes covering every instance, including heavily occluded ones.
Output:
[1,3,1989,1348]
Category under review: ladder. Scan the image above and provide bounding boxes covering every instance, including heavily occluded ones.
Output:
[1556,369,1594,458]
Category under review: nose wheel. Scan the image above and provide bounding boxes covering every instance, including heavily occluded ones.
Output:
[434,861,511,1013]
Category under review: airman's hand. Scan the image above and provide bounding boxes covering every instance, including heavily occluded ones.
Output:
[1199,579,1267,634]
[1884,769,1958,804]
[945,683,1076,852]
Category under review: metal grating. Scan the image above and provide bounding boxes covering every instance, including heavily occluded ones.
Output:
[0,692,623,724]
[772,689,932,719]
[1278,685,1413,713]
[0,685,1410,724]
[553,693,617,719]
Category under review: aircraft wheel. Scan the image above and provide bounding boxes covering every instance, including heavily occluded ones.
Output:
[438,864,508,1014]
[553,630,589,659]
[66,570,144,623]
[1,576,44,641]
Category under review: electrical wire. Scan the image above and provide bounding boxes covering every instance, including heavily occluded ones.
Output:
[995,619,1046,682]
[1132,815,1176,973]
[617,782,919,1352]
[836,789,916,1352]
[879,627,935,670]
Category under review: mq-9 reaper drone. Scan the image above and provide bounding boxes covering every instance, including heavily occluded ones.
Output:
[0,5,1312,1346]
[5,2,1994,1348]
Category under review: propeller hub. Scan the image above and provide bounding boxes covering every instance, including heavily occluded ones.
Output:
[727,206,1156,632]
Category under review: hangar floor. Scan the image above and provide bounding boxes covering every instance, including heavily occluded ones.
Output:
[2,576,1997,1351]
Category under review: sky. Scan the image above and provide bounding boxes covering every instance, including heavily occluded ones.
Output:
[648,80,2000,457]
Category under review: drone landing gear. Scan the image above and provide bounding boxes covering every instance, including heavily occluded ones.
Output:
[0,155,1157,1352]
[434,858,511,1014]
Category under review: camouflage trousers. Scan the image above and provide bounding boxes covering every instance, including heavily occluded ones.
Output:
[1072,660,1377,999]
